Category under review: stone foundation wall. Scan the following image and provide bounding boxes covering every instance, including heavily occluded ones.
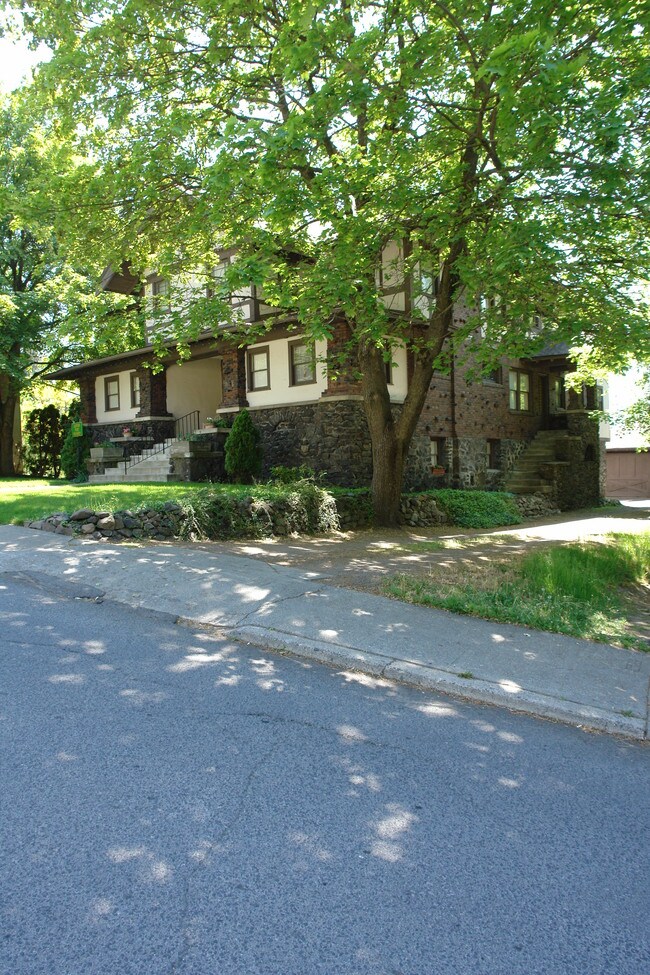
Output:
[447,437,527,490]
[248,401,537,494]
[249,399,373,487]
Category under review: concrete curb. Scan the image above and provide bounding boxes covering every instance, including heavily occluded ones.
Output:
[223,623,648,741]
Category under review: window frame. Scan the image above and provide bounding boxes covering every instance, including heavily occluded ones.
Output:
[247,346,271,392]
[288,339,317,387]
[508,369,531,413]
[130,371,141,409]
[104,375,120,413]
[149,276,170,313]
[429,437,446,469]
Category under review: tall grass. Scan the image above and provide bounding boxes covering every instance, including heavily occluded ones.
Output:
[384,533,650,651]
[521,534,649,600]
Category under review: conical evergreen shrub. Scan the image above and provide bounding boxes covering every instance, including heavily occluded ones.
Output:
[224,409,263,483]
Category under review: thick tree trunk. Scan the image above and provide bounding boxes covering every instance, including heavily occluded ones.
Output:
[359,341,440,527]
[0,374,19,477]
[358,309,452,526]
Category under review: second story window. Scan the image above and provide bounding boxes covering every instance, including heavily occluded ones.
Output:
[150,277,170,313]
[247,347,270,391]
[509,369,530,412]
[288,340,316,386]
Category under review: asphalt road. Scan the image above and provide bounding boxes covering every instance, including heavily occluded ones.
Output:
[1,574,648,975]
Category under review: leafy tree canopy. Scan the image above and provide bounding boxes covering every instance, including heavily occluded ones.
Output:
[0,93,144,472]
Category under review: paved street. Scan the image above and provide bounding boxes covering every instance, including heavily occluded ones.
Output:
[1,574,648,975]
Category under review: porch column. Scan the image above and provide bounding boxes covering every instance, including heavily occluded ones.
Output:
[78,376,97,424]
[221,347,248,408]
[136,367,171,417]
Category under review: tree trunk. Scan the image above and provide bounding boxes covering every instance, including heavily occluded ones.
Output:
[0,373,19,477]
[359,318,451,527]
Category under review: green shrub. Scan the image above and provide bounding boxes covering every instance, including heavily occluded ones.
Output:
[60,403,91,481]
[270,464,316,484]
[224,409,263,483]
[430,489,521,529]
[177,482,339,540]
[23,405,66,477]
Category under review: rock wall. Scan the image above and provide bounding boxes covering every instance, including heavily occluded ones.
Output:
[250,400,373,486]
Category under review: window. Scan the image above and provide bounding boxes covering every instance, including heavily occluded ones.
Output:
[487,439,499,469]
[509,369,530,411]
[104,375,120,412]
[247,347,270,391]
[130,372,141,409]
[288,340,316,386]
[430,438,446,469]
[150,277,170,312]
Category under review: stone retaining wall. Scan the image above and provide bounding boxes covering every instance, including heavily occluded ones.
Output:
[23,492,560,542]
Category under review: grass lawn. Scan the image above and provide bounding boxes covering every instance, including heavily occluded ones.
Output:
[384,532,650,651]
[0,478,209,525]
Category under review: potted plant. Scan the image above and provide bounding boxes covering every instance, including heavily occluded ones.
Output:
[122,426,133,438]
[203,416,216,430]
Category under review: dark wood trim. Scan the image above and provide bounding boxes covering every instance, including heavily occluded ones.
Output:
[247,346,271,392]
[288,338,317,387]
[129,371,141,409]
[104,375,120,412]
[508,368,532,413]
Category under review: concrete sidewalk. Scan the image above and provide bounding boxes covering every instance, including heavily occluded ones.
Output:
[1,524,649,739]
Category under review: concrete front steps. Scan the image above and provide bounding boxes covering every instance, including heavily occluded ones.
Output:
[505,430,569,495]
[88,439,178,484]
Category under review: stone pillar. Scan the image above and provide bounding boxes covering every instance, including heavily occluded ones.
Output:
[136,367,171,417]
[78,376,97,424]
[221,347,248,408]
[323,318,362,396]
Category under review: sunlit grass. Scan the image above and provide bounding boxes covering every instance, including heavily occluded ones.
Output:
[384,533,650,651]
[0,479,209,525]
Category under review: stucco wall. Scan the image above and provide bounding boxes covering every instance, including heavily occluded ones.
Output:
[245,337,329,408]
[94,369,141,424]
[244,337,408,408]
[167,358,223,422]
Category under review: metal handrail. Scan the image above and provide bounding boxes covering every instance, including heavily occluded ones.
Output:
[122,410,201,473]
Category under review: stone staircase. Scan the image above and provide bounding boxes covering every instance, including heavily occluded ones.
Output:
[505,430,569,495]
[88,439,178,483]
